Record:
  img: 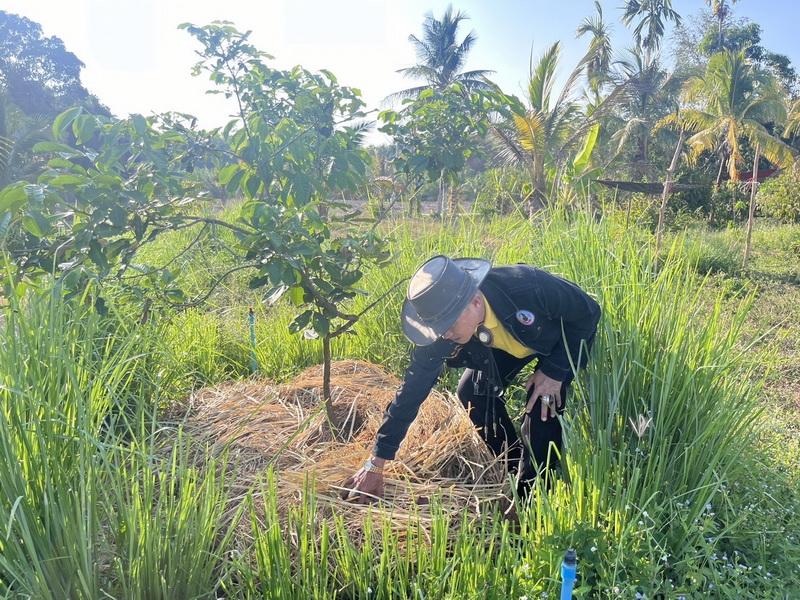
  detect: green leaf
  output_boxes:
[22,211,51,237]
[288,285,305,306]
[248,275,271,289]
[0,183,29,213]
[225,168,245,195]
[573,123,601,174]
[48,174,85,187]
[131,114,148,137]
[33,141,80,156]
[311,313,330,337]
[52,107,83,140]
[73,114,98,145]
[165,288,186,303]
[108,204,128,228]
[218,163,241,185]
[288,310,313,334]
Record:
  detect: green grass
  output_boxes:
[0,212,798,598]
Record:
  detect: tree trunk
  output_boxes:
[709,154,726,223]
[742,143,760,269]
[437,173,447,220]
[529,159,546,220]
[447,181,458,221]
[322,334,336,431]
[655,129,685,269]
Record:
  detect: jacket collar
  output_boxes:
[480,274,519,326]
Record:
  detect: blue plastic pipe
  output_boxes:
[560,548,577,600]
[248,306,258,374]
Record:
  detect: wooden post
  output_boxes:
[742,142,760,269]
[655,128,685,268]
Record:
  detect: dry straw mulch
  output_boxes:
[177,360,514,546]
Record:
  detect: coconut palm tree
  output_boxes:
[577,1,613,95]
[665,50,795,266]
[491,42,601,215]
[784,99,800,138]
[610,48,679,181]
[621,0,682,56]
[388,5,494,103]
[705,0,738,48]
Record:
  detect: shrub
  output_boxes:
[757,168,800,223]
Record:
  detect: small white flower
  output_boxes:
[519,596,528,600]
[661,554,669,562]
[590,546,597,552]
[642,511,649,518]
[540,593,549,599]
[629,414,653,438]
[367,587,373,595]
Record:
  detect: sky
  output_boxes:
[3,0,799,144]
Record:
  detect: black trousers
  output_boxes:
[456,349,573,495]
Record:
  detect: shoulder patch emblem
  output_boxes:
[516,310,535,326]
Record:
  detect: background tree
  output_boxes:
[699,20,798,95]
[611,49,679,181]
[704,0,738,48]
[671,50,795,264]
[621,0,682,57]
[0,22,391,431]
[379,84,492,219]
[389,4,494,102]
[0,11,107,117]
[577,1,614,96]
[491,42,605,215]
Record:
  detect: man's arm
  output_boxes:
[531,270,601,382]
[371,338,451,460]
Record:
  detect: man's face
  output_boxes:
[442,293,483,344]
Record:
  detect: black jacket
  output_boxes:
[372,264,601,460]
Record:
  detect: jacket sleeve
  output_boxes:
[533,270,601,382]
[371,339,451,460]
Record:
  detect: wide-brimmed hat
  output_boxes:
[401,255,492,346]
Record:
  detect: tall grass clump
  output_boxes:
[0,282,236,598]
[99,438,236,599]
[0,286,160,598]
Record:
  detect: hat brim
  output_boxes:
[401,258,491,346]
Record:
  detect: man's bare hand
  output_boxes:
[525,370,563,421]
[340,468,385,504]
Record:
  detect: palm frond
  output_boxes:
[528,42,560,112]
[381,86,431,107]
[744,120,796,169]
[784,99,800,137]
[489,123,527,166]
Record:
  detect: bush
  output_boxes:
[757,168,800,223]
